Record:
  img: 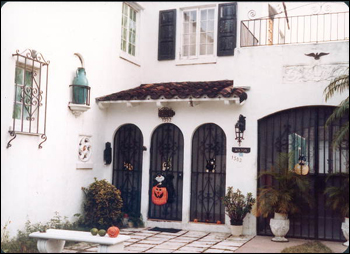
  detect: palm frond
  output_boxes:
[324,67,349,102]
[325,97,349,126]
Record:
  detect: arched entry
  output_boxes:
[112,124,144,218]
[148,123,184,221]
[190,123,227,223]
[258,106,349,240]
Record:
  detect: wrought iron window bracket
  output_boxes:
[7,49,50,149]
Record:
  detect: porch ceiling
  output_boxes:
[95,80,248,108]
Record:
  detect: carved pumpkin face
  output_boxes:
[152,185,168,206]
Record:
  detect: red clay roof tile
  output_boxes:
[96,80,247,103]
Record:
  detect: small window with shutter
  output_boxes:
[158,3,237,63]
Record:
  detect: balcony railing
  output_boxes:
[241,12,349,47]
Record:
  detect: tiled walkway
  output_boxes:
[62,228,255,253]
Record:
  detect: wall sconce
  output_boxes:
[104,142,112,165]
[68,53,91,117]
[235,114,246,146]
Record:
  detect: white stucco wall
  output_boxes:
[1,2,143,237]
[1,1,349,237]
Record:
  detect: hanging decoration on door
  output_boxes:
[152,174,168,206]
[294,155,310,175]
[151,172,177,206]
[206,158,216,173]
[123,161,134,171]
[162,158,172,171]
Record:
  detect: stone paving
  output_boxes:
[62,227,255,253]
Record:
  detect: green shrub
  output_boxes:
[1,212,84,253]
[222,187,255,225]
[81,178,123,229]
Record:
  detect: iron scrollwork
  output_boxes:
[8,49,49,149]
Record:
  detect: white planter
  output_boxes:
[342,217,349,247]
[230,225,243,236]
[270,213,290,242]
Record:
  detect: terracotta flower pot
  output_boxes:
[342,217,349,247]
[270,213,290,242]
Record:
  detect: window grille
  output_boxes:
[7,49,50,149]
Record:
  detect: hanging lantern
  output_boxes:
[235,115,246,146]
[152,185,168,206]
[294,155,310,175]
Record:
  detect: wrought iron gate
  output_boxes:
[258,106,349,241]
[113,124,144,218]
[190,123,227,223]
[148,124,184,221]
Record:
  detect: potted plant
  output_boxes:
[324,172,349,246]
[222,187,255,236]
[255,153,312,242]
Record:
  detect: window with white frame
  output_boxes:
[181,6,216,59]
[121,3,137,57]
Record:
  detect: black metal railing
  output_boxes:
[70,84,91,106]
[241,12,349,47]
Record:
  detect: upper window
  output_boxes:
[13,64,35,121]
[181,6,216,59]
[121,3,137,57]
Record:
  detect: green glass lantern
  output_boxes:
[72,67,89,104]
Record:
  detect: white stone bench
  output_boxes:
[29,229,130,253]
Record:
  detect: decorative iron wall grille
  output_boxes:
[258,106,349,241]
[190,123,227,224]
[8,49,50,149]
[113,124,144,217]
[148,123,184,221]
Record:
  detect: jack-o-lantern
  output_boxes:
[107,226,120,238]
[152,185,168,206]
[294,155,310,175]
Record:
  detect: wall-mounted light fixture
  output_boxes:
[68,53,91,117]
[104,142,112,165]
[235,114,246,146]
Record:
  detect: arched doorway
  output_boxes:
[258,106,349,240]
[113,124,144,218]
[148,123,184,221]
[190,123,227,224]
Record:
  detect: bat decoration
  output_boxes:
[304,52,329,60]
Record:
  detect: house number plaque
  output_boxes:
[232,147,251,153]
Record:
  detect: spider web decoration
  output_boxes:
[158,107,175,123]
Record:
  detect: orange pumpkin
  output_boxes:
[152,185,168,206]
[216,221,221,224]
[193,219,198,223]
[107,226,120,238]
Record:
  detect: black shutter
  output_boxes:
[158,9,176,61]
[217,3,237,56]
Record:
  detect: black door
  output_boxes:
[258,106,349,241]
[113,124,144,218]
[148,123,184,221]
[190,123,227,223]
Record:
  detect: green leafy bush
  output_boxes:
[222,187,255,225]
[81,178,123,229]
[1,212,84,253]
